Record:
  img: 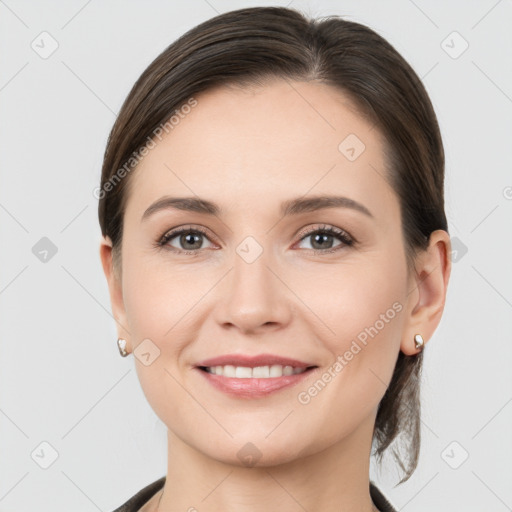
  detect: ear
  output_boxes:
[99,235,131,350]
[400,229,452,355]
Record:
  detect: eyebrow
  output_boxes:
[141,194,373,222]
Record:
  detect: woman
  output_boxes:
[98,6,451,511]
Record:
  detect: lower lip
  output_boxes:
[195,367,316,398]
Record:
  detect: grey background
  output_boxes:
[1,0,511,510]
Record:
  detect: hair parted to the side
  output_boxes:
[98,6,447,484]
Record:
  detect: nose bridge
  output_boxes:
[216,233,291,332]
[234,239,272,295]
[232,235,278,304]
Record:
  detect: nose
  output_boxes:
[214,243,293,335]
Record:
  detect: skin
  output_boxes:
[100,79,451,512]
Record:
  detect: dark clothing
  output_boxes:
[112,475,397,511]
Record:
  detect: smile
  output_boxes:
[196,365,318,398]
[200,364,310,378]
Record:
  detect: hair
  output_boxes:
[98,6,448,484]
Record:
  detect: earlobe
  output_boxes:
[99,236,131,348]
[400,230,452,356]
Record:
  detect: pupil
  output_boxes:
[313,233,332,249]
[182,233,201,249]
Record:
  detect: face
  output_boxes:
[105,79,418,466]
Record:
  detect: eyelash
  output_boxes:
[156,224,355,256]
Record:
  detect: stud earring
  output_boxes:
[413,334,424,351]
[117,338,129,357]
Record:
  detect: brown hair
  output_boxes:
[98,6,448,484]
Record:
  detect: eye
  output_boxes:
[157,225,216,254]
[156,223,355,256]
[295,225,354,253]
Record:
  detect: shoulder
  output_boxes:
[110,476,166,512]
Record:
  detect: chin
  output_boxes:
[200,436,306,469]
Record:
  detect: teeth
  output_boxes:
[235,366,252,378]
[205,364,307,378]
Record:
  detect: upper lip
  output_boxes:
[196,353,317,369]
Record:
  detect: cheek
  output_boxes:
[122,246,206,339]
[121,253,202,423]
[315,250,407,378]
[309,255,404,331]
[295,265,406,439]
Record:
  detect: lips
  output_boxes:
[195,353,316,369]
[194,353,319,398]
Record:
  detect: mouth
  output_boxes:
[194,354,319,398]
[197,364,317,378]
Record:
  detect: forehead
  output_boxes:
[126,79,396,221]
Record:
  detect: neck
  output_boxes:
[155,412,380,512]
